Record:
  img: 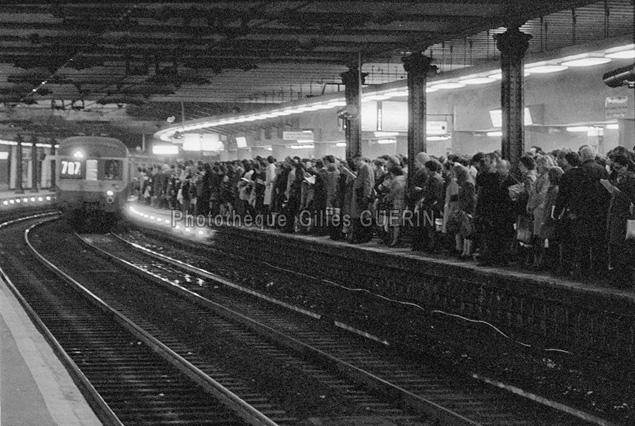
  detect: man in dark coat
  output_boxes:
[553,151,584,275]
[555,146,610,278]
[579,147,610,276]
[311,160,329,235]
[475,155,518,266]
[350,155,375,244]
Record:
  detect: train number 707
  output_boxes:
[61,160,81,176]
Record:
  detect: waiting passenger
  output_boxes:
[604,154,635,287]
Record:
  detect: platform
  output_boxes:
[0,276,102,425]
[0,190,57,211]
[125,203,635,365]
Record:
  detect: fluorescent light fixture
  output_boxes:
[606,123,619,130]
[486,131,503,137]
[526,64,568,74]
[566,126,589,132]
[490,108,532,127]
[606,50,635,59]
[489,72,502,80]
[290,144,314,149]
[386,90,408,98]
[561,57,611,67]
[312,103,336,110]
[460,77,496,85]
[152,145,179,155]
[427,136,450,141]
[426,86,439,93]
[363,93,389,101]
[430,82,466,90]
[377,139,396,144]
[605,44,635,59]
[335,142,346,147]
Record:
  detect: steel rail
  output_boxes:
[25,220,280,426]
[0,213,123,426]
[78,232,487,426]
[109,223,619,426]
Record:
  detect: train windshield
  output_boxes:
[103,159,122,180]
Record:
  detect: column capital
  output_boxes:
[494,27,532,58]
[340,67,367,86]
[402,52,435,76]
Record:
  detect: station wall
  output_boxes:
[285,59,634,159]
[432,60,632,156]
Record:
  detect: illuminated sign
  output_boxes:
[489,108,532,127]
[236,137,248,148]
[60,160,82,178]
[283,130,314,141]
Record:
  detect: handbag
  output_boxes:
[516,216,533,244]
[459,213,475,238]
[446,210,463,234]
[626,217,635,240]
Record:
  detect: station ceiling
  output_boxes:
[0,0,631,141]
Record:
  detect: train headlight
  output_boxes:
[73,150,84,159]
[106,190,114,196]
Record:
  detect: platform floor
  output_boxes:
[125,202,635,303]
[0,190,56,210]
[0,277,102,425]
[0,189,55,199]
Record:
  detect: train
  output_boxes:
[55,136,138,230]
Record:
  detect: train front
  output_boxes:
[56,137,130,226]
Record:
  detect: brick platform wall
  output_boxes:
[214,226,635,364]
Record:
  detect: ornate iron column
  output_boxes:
[402,52,435,187]
[30,137,39,192]
[495,27,532,168]
[15,135,24,194]
[340,66,366,159]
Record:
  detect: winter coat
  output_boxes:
[350,163,375,219]
[527,171,550,236]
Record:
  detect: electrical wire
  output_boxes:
[256,255,572,355]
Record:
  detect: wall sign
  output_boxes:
[605,96,628,119]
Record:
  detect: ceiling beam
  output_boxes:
[0,21,449,38]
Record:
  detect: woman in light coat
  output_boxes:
[263,156,277,210]
[526,154,555,269]
[382,165,407,247]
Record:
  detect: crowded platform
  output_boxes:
[134,143,635,289]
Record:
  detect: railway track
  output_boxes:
[0,214,284,426]
[28,218,430,426]
[67,226,609,425]
[119,218,632,425]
